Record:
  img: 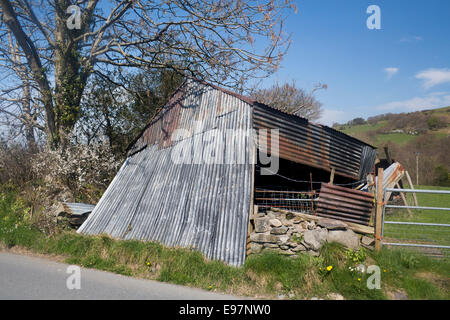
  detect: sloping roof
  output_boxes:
[127,78,375,180]
[78,80,254,266]
[253,103,376,180]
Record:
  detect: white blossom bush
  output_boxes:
[32,144,122,203]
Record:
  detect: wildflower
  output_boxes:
[357,278,361,282]
[383,269,387,273]
[208,285,213,290]
[326,265,333,272]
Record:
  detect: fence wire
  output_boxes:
[254,189,317,214]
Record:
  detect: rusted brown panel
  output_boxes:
[316,183,374,226]
[216,91,223,115]
[259,134,357,180]
[322,182,374,198]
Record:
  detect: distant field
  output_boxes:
[338,106,449,149]
[375,133,417,145]
[339,120,388,135]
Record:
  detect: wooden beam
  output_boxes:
[404,170,419,206]
[396,182,412,217]
[375,168,384,251]
[329,167,335,185]
[270,207,374,235]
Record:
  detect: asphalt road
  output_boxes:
[0,252,241,300]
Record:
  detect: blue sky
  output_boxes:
[261,0,450,125]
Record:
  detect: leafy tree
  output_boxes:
[76,68,183,156]
[427,116,446,130]
[348,117,366,126]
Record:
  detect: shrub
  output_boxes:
[31,144,121,203]
[427,116,447,130]
[434,165,450,186]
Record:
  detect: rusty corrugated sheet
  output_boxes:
[253,103,376,180]
[78,80,254,266]
[316,183,374,225]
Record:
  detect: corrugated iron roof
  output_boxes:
[253,103,377,180]
[79,80,254,266]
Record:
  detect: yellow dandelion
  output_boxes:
[383,269,386,272]
[326,265,333,272]
[357,278,361,281]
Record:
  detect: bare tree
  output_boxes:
[0,31,44,151]
[0,0,294,148]
[251,81,326,121]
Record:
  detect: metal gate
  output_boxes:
[381,188,450,259]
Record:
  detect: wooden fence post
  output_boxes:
[375,168,384,251]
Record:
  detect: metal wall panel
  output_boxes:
[78,80,254,266]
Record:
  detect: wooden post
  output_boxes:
[329,167,335,185]
[375,168,384,251]
[405,170,419,206]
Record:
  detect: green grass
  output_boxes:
[340,121,388,135]
[375,133,417,145]
[0,187,449,300]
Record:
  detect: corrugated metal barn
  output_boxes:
[78,79,376,266]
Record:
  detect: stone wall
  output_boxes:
[249,209,375,257]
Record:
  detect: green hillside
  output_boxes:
[333,106,450,186]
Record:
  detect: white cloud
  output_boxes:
[384,67,399,79]
[399,36,423,43]
[374,92,450,112]
[415,68,450,89]
[318,109,349,126]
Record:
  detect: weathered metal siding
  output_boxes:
[316,183,374,225]
[253,103,376,180]
[78,81,254,266]
[61,203,96,216]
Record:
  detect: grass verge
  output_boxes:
[1,187,448,299]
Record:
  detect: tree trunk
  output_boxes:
[21,80,37,153]
[53,0,90,149]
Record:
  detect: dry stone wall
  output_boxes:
[249,209,375,257]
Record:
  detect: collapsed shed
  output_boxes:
[78,79,377,266]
